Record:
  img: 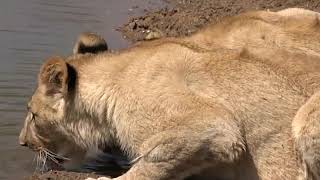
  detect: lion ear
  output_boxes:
[73,32,108,55]
[39,57,69,96]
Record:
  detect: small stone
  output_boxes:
[144,31,163,40]
[129,22,137,30]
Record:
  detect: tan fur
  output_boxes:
[19,8,320,180]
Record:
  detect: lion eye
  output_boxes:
[30,112,37,121]
[31,112,35,120]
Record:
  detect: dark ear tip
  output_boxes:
[73,32,108,54]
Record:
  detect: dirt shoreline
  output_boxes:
[28,0,320,179]
[120,0,320,42]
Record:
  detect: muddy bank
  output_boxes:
[29,0,320,179]
[120,0,320,42]
[26,171,102,180]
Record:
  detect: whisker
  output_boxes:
[34,150,49,172]
[46,154,60,165]
[32,153,38,171]
[39,151,45,172]
[35,153,39,172]
[42,148,70,160]
[33,147,72,171]
[41,149,63,167]
[36,151,43,172]
[32,153,37,164]
[41,151,48,172]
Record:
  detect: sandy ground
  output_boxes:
[26,171,101,180]
[120,0,320,42]
[28,0,320,179]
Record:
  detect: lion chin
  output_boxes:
[19,8,320,180]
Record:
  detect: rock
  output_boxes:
[144,30,163,40]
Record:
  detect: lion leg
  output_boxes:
[88,117,245,180]
[277,8,320,17]
[293,91,320,180]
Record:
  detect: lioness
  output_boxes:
[19,8,320,180]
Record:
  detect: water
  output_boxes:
[0,0,166,179]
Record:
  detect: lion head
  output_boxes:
[18,33,116,171]
[19,56,88,170]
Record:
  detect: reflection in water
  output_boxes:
[0,0,165,179]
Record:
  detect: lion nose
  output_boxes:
[19,129,28,147]
[19,135,28,147]
[19,140,27,147]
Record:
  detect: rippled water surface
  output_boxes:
[0,1,165,179]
